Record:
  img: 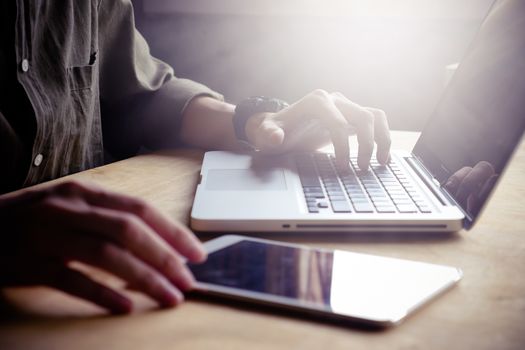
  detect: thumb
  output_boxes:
[258,120,285,149]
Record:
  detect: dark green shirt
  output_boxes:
[0,0,222,194]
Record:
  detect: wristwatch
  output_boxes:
[233,96,289,149]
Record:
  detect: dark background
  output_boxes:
[132,0,493,131]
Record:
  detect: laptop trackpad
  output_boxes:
[206,169,287,191]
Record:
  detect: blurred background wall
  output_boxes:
[132,0,494,131]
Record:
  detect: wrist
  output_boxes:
[232,97,289,149]
[180,96,237,150]
[244,112,272,148]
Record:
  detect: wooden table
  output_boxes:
[1,131,524,350]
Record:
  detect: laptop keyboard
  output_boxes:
[295,153,433,214]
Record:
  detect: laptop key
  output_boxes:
[299,174,322,188]
[367,190,387,196]
[388,191,407,197]
[306,201,317,208]
[328,195,346,201]
[345,187,363,194]
[308,206,320,213]
[385,185,403,191]
[350,197,369,204]
[371,200,391,206]
[304,191,325,198]
[303,186,323,193]
[325,188,342,193]
[393,198,413,205]
[354,203,375,213]
[396,204,419,213]
[417,205,432,213]
[331,200,352,213]
[375,206,397,213]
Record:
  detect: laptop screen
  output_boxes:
[413,0,525,227]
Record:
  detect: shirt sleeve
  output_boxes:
[97,0,223,158]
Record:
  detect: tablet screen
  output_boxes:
[189,239,461,322]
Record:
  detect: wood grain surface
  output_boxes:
[1,131,524,350]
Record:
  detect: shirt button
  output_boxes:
[33,153,44,167]
[21,59,29,72]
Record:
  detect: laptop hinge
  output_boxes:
[405,156,471,227]
[405,157,451,206]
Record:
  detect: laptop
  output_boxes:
[191,0,525,233]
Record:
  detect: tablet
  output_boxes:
[188,235,462,327]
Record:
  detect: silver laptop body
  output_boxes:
[191,0,525,233]
[191,150,464,232]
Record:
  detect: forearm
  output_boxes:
[179,96,240,150]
